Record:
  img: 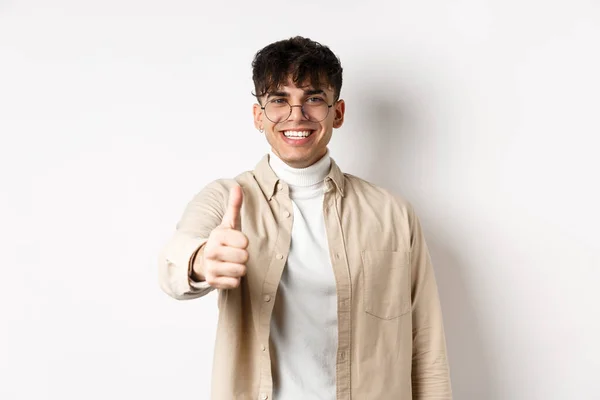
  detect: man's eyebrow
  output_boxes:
[304,89,326,96]
[266,89,327,100]
[266,91,289,99]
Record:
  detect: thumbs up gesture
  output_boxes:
[198,185,249,289]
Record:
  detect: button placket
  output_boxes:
[324,189,352,396]
[258,189,293,397]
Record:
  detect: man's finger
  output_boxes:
[210,245,249,264]
[220,185,243,230]
[209,276,241,290]
[214,261,247,278]
[221,229,249,249]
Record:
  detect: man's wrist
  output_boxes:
[190,244,207,282]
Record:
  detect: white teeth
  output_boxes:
[283,130,312,138]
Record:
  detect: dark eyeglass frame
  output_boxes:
[260,98,336,123]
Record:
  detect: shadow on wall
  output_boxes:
[355,86,497,400]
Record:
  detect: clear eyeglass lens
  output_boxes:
[264,99,329,123]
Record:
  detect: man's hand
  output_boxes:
[192,185,249,289]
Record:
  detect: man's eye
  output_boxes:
[306,97,325,104]
[271,99,287,104]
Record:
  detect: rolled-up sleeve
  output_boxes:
[408,204,453,399]
[158,179,232,300]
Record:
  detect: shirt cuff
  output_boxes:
[160,232,215,299]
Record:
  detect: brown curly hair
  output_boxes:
[252,36,343,103]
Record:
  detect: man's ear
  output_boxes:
[333,99,345,129]
[253,103,264,131]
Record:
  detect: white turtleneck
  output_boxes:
[268,150,338,400]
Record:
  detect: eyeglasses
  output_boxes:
[261,97,334,123]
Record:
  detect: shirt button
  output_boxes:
[284,211,291,218]
[335,253,341,260]
[260,394,268,400]
[264,295,271,302]
[276,254,284,260]
[261,344,266,351]
[278,185,283,191]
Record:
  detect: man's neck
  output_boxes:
[268,150,331,188]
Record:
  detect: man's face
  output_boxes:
[253,79,345,168]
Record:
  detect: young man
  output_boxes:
[159,36,452,400]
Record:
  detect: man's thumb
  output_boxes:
[221,185,243,229]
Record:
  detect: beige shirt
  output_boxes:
[158,154,453,400]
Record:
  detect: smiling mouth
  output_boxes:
[281,130,315,140]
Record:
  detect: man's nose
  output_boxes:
[288,104,308,121]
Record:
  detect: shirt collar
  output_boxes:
[253,152,346,200]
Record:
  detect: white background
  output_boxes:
[1,1,599,399]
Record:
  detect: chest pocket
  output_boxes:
[361,250,411,320]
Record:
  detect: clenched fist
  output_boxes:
[192,185,249,289]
